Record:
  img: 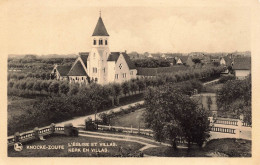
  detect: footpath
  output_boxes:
[78,130,170,156]
[56,100,144,127]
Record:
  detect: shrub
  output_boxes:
[219,75,236,83]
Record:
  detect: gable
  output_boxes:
[107,52,136,70]
[79,52,89,68]
[56,66,71,76]
[67,61,88,76]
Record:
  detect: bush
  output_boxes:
[98,113,109,125]
[219,75,236,83]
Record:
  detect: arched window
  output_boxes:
[105,40,108,45]
[99,39,103,45]
[93,39,96,45]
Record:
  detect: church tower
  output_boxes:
[87,12,110,85]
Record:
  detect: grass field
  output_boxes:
[8,96,37,119]
[142,138,251,157]
[110,109,146,129]
[8,135,144,157]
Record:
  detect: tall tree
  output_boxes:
[144,85,210,149]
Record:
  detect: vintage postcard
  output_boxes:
[1,0,260,164]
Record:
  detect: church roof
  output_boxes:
[107,52,136,69]
[107,52,120,61]
[67,61,88,76]
[92,17,109,36]
[56,65,71,76]
[79,52,89,68]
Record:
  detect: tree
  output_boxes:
[217,77,251,122]
[48,81,60,95]
[136,79,145,92]
[144,85,210,149]
[121,81,130,96]
[112,83,122,105]
[26,81,34,93]
[33,81,42,93]
[68,84,79,95]
[103,84,115,106]
[59,82,70,95]
[130,81,138,94]
[40,81,50,93]
[206,96,212,111]
[86,83,104,122]
[192,58,201,64]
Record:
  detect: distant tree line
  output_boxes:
[133,59,171,68]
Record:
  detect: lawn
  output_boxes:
[8,96,38,119]
[142,138,251,157]
[8,135,144,157]
[110,108,146,129]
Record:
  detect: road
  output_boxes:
[56,100,144,127]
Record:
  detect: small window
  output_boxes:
[99,39,103,45]
[82,77,83,80]
[93,39,96,45]
[95,78,98,82]
[115,74,118,79]
[103,68,105,73]
[119,63,122,69]
[122,73,126,78]
[105,40,108,45]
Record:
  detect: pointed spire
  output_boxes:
[92,13,109,36]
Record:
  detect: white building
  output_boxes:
[53,14,137,85]
[232,57,251,79]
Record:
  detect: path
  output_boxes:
[56,100,144,127]
[57,78,219,127]
[78,130,170,156]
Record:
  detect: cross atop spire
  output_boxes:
[92,13,109,36]
[99,10,101,17]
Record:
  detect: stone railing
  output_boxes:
[214,119,238,126]
[97,125,154,137]
[210,126,236,134]
[7,123,65,147]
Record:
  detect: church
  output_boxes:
[51,14,137,85]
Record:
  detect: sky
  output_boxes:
[0,0,252,55]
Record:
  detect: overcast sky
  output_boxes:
[1,0,252,55]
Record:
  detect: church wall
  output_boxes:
[107,61,115,83]
[114,53,132,83]
[69,76,88,84]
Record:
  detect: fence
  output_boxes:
[7,124,65,147]
[97,125,154,137]
[214,119,238,126]
[242,122,251,127]
[210,126,235,134]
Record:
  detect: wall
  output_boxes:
[114,54,132,84]
[69,76,88,84]
[235,70,250,79]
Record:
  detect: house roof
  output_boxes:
[107,52,120,61]
[122,52,136,69]
[92,17,109,36]
[56,66,71,76]
[222,56,232,65]
[107,52,136,69]
[178,56,189,63]
[233,57,251,70]
[79,52,89,68]
[67,61,88,76]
